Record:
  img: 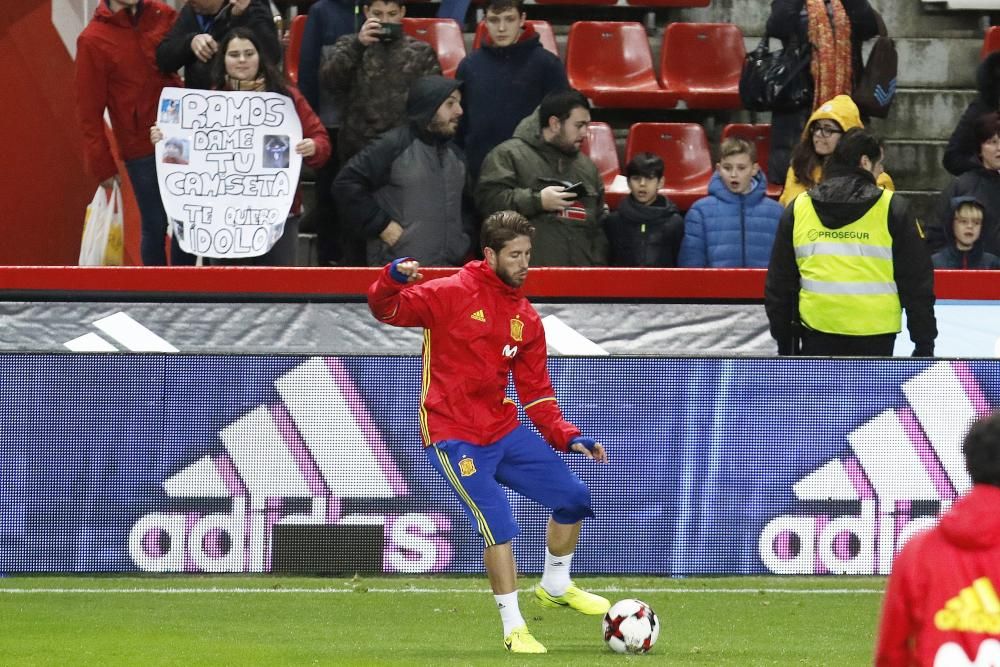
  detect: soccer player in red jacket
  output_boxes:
[368,210,610,653]
[875,411,1000,666]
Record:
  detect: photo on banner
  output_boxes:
[154,87,303,259]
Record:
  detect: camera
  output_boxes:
[376,21,402,42]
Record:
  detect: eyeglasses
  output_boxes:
[811,125,844,138]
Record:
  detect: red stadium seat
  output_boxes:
[982,26,1000,60]
[401,18,467,78]
[472,20,559,58]
[565,22,676,109]
[284,14,308,85]
[626,0,710,6]
[580,122,628,208]
[625,123,713,210]
[721,123,784,199]
[659,22,745,110]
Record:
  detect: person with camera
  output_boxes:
[321,0,441,165]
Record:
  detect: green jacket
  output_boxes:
[474,111,608,266]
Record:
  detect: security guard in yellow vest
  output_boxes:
[765,129,936,356]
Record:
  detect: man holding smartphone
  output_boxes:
[322,0,441,164]
[475,89,608,266]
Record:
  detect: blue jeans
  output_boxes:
[124,155,196,266]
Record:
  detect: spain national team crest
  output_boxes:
[510,316,524,342]
[458,456,477,477]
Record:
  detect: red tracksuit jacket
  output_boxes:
[367,260,580,450]
[875,484,1000,666]
[75,1,183,182]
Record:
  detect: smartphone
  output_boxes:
[538,177,587,199]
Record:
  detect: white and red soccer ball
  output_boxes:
[603,598,660,654]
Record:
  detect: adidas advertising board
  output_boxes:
[0,356,995,575]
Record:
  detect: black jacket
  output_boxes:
[604,195,684,267]
[943,52,1000,176]
[333,76,471,266]
[765,167,937,354]
[155,0,281,91]
[930,167,1000,255]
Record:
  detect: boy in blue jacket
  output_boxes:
[679,138,783,267]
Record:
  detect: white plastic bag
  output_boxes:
[79,182,124,266]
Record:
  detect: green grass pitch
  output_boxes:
[0,576,885,665]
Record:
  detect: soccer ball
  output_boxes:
[603,598,660,654]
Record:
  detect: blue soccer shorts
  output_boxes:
[426,425,594,547]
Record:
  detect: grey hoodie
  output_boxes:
[333,75,470,267]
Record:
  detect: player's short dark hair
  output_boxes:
[624,152,664,180]
[362,0,404,6]
[481,210,535,254]
[485,0,525,14]
[827,127,884,172]
[538,89,589,128]
[963,412,1000,487]
[974,111,1000,145]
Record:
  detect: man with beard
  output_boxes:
[334,75,471,266]
[475,89,607,266]
[367,210,610,653]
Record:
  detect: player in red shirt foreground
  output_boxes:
[368,210,610,653]
[875,411,1000,665]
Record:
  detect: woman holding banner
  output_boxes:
[152,27,331,265]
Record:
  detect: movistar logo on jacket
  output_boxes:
[793,190,901,336]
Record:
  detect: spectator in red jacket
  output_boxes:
[875,411,1000,666]
[75,0,196,265]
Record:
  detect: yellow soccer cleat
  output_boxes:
[534,583,611,615]
[503,625,547,653]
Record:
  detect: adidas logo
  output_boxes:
[64,312,178,352]
[471,309,486,323]
[935,577,1000,634]
[760,361,987,575]
[128,357,451,574]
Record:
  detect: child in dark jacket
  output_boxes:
[604,152,684,266]
[679,137,783,268]
[932,197,1000,269]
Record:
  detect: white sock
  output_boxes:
[495,591,525,636]
[540,549,573,597]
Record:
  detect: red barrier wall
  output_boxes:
[0,267,995,301]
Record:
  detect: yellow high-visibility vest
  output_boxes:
[792,189,901,336]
